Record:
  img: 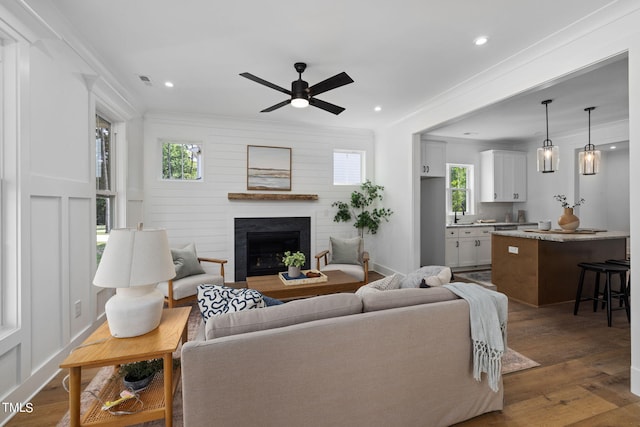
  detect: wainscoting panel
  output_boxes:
[68,197,93,339]
[30,196,63,370]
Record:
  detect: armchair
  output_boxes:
[156,243,227,308]
[315,236,369,284]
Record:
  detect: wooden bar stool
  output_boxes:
[573,262,630,327]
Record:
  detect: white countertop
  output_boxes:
[491,229,629,242]
[446,222,537,228]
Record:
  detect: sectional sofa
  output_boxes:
[181,284,504,426]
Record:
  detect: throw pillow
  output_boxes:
[329,236,362,265]
[171,243,205,280]
[400,265,452,288]
[355,273,401,296]
[423,275,443,287]
[197,284,266,322]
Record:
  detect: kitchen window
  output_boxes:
[446,163,474,215]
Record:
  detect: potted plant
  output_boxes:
[282,250,305,278]
[332,180,393,239]
[118,359,164,392]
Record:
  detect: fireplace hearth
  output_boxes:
[235,217,311,281]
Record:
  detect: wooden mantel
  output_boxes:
[227,193,318,201]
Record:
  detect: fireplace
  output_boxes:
[235,217,311,281]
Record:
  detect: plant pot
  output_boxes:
[287,266,301,278]
[558,207,580,232]
[123,373,154,392]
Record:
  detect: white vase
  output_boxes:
[288,266,301,278]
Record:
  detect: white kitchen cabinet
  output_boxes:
[445,226,492,268]
[480,150,527,202]
[420,141,446,177]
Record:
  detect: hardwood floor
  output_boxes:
[7,274,639,426]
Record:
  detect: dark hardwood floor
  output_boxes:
[7,272,639,426]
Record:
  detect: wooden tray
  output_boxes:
[278,270,328,286]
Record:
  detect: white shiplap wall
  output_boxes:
[143,114,375,281]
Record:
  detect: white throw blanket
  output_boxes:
[443,282,508,392]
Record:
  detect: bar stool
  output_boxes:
[606,258,630,297]
[573,262,630,327]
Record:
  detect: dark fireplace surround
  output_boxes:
[234,217,311,281]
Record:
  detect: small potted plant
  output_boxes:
[118,359,164,392]
[282,250,305,278]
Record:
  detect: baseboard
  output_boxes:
[631,365,640,397]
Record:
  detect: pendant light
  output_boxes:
[579,107,600,175]
[537,99,559,173]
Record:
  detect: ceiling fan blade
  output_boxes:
[309,97,345,115]
[261,99,291,112]
[240,72,291,95]
[308,72,354,97]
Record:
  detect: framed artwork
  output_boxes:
[247,145,292,191]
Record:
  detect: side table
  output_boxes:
[60,306,191,427]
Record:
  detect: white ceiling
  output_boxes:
[32,0,628,137]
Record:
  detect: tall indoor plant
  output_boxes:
[332,180,393,238]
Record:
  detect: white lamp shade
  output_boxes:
[93,228,175,288]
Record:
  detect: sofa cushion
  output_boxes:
[329,236,362,265]
[361,287,458,312]
[171,243,205,280]
[197,284,265,322]
[205,293,363,340]
[400,265,452,288]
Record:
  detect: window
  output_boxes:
[333,150,364,185]
[161,141,202,180]
[96,114,114,263]
[446,163,474,214]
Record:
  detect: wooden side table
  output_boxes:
[60,306,191,427]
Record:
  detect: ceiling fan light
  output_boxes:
[291,97,309,108]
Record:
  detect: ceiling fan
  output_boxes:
[240,62,354,115]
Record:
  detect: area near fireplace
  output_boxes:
[234,217,311,281]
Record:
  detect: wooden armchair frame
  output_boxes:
[165,257,227,308]
[315,250,369,284]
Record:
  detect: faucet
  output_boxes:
[454,209,465,224]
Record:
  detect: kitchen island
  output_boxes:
[491,229,628,306]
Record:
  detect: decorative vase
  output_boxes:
[288,266,301,278]
[558,207,580,232]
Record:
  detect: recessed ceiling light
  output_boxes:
[474,36,488,46]
[164,81,174,88]
[610,146,617,149]
[374,106,382,112]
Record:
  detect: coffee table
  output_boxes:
[60,307,191,427]
[246,270,363,299]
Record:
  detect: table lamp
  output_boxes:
[93,225,176,338]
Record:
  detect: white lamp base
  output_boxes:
[105,284,164,338]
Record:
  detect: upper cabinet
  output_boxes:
[480,150,527,202]
[420,141,446,177]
